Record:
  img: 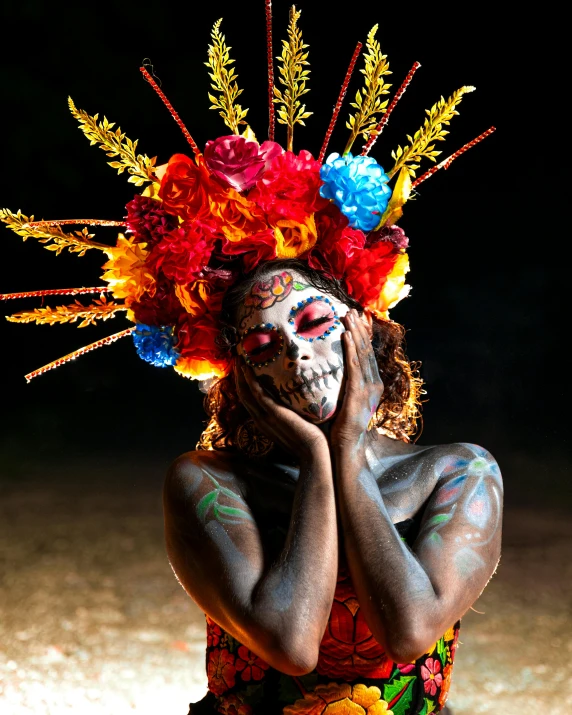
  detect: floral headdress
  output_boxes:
[0,4,494,384]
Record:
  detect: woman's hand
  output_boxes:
[235,361,329,463]
[330,308,384,450]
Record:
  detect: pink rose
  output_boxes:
[204,135,283,192]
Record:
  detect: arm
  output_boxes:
[332,310,503,663]
[164,367,337,675]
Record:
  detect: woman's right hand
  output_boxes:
[235,361,329,463]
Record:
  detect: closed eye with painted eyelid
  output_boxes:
[241,327,284,366]
[291,300,340,341]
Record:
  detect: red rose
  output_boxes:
[343,241,400,307]
[204,134,283,192]
[249,149,328,223]
[148,221,216,284]
[159,153,213,221]
[308,204,366,279]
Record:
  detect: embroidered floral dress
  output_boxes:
[190,520,460,715]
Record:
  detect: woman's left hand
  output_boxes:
[330,308,384,450]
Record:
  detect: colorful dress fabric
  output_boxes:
[190,520,460,715]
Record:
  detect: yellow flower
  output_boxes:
[274,215,317,259]
[284,682,393,715]
[101,234,155,303]
[443,626,456,642]
[367,252,410,319]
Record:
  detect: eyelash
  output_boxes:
[299,315,332,330]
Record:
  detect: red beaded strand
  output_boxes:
[265,0,276,141]
[412,126,496,188]
[140,67,202,158]
[319,42,363,164]
[361,61,421,156]
[25,220,125,228]
[24,327,135,383]
[0,287,110,301]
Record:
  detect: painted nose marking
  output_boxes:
[286,341,300,361]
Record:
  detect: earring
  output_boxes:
[236,419,273,457]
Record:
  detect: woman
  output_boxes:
[0,7,500,712]
[163,260,503,715]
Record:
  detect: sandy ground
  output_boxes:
[0,451,570,714]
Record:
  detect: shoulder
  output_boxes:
[164,449,247,511]
[429,442,503,490]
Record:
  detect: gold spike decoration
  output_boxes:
[273,5,312,152]
[0,210,111,257]
[206,19,249,134]
[6,295,126,328]
[68,97,157,187]
[388,86,475,179]
[344,25,392,156]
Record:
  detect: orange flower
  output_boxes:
[439,664,453,707]
[274,216,318,259]
[209,184,267,242]
[206,647,236,696]
[175,280,225,317]
[284,683,393,715]
[217,693,253,715]
[159,153,213,221]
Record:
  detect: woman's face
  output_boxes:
[236,269,350,423]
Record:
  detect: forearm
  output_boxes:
[251,443,337,666]
[335,450,439,661]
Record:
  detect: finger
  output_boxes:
[344,311,369,385]
[353,310,380,384]
[341,320,364,391]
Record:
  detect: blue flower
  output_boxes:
[319,152,392,232]
[132,323,180,368]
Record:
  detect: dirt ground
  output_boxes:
[1,450,570,714]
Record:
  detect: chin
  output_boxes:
[292,391,340,423]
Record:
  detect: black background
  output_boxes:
[0,1,566,504]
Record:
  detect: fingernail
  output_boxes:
[346,330,353,342]
[349,311,355,324]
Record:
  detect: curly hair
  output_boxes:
[197,259,423,452]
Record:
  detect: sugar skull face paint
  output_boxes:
[237,270,350,423]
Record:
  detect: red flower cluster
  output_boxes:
[344,239,401,307]
[250,150,328,224]
[148,221,216,285]
[308,205,366,279]
[117,133,409,380]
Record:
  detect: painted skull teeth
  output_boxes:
[287,295,341,342]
